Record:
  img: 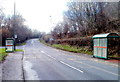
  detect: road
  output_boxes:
[22,39,119,80]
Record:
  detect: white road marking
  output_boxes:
[60,61,84,73]
[40,50,83,73]
[23,61,40,80]
[47,55,56,60]
[41,51,45,53]
[41,50,56,60]
[75,61,119,76]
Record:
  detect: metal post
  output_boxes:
[14,1,16,50]
[14,38,16,50]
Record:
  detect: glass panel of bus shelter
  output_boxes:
[6,40,13,45]
[102,38,107,58]
[101,39,104,57]
[97,39,100,57]
[6,40,14,52]
[6,46,14,52]
[99,39,102,57]
[94,39,97,56]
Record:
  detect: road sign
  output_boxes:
[14,34,17,39]
[5,38,14,52]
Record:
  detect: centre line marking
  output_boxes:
[47,55,56,60]
[41,51,45,53]
[41,51,56,60]
[60,61,83,73]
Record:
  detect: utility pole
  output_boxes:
[118,1,120,36]
[14,1,15,21]
[13,1,16,50]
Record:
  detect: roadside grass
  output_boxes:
[39,40,93,55]
[39,40,51,46]
[51,44,119,59]
[0,48,23,61]
[15,49,23,52]
[108,55,120,59]
[52,44,93,55]
[16,42,26,46]
[39,40,120,59]
[0,48,8,61]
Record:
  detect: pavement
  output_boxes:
[0,39,120,80]
[0,46,5,49]
[0,63,2,82]
[2,52,24,80]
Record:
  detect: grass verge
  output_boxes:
[15,49,23,52]
[0,48,8,61]
[40,40,120,59]
[52,44,93,55]
[16,42,26,46]
[39,40,51,46]
[39,40,93,55]
[0,48,23,61]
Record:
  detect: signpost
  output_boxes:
[14,34,17,50]
[5,38,14,52]
[14,34,17,39]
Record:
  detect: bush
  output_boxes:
[54,36,120,58]
[54,36,93,48]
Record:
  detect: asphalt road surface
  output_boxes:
[22,39,119,80]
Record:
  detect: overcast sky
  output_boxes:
[0,0,119,33]
[0,0,68,33]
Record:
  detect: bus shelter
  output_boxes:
[92,33,120,59]
[5,38,15,52]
